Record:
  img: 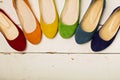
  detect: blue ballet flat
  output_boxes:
[75,0,106,44]
[91,6,120,52]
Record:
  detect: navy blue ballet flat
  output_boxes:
[75,0,106,44]
[91,6,120,52]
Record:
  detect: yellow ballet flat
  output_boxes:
[39,0,58,39]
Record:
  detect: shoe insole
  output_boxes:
[61,0,79,25]
[81,0,103,32]
[15,0,36,33]
[0,0,2,2]
[40,0,55,24]
[0,12,18,40]
[99,8,120,41]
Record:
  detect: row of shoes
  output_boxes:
[0,0,120,52]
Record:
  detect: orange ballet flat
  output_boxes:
[13,0,42,44]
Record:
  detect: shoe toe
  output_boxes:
[7,26,26,51]
[59,22,77,38]
[75,25,96,44]
[91,31,115,52]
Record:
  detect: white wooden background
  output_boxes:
[0,53,120,80]
[0,0,120,80]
